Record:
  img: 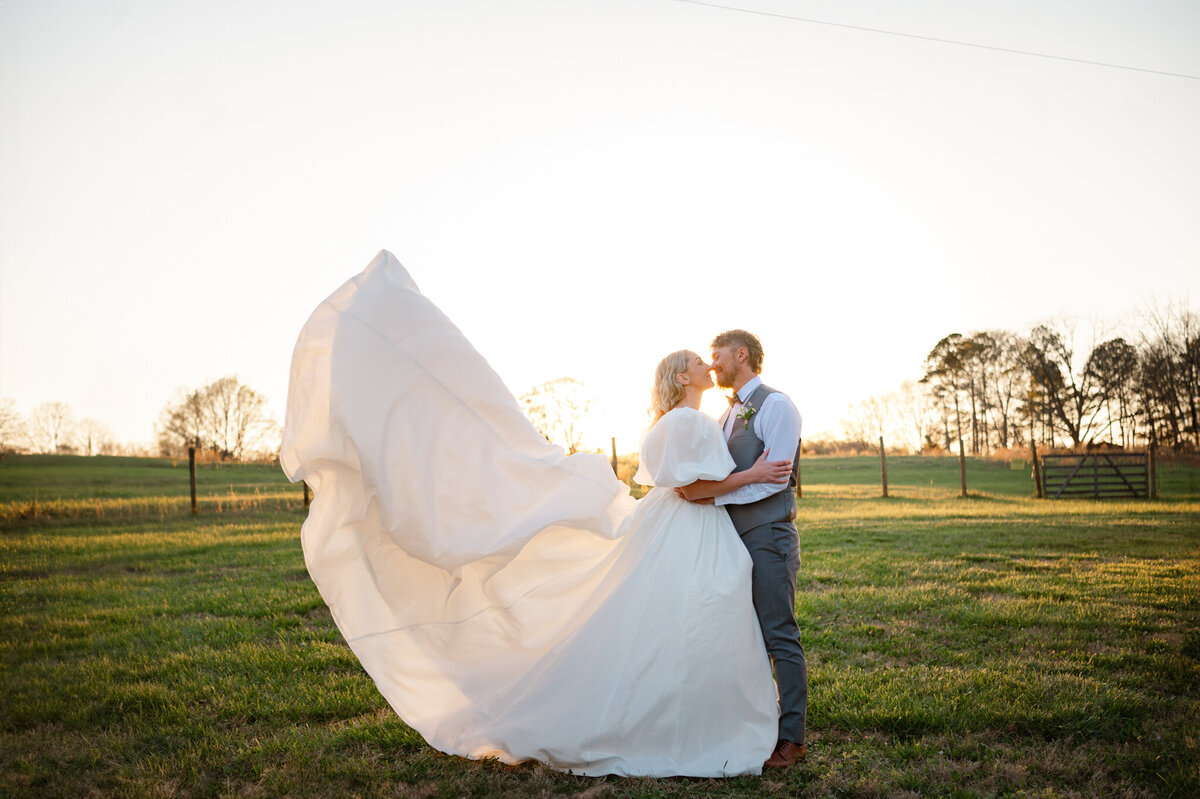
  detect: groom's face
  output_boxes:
[711,346,739,389]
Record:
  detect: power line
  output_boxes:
[674,0,1200,81]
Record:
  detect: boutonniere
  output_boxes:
[735,402,757,430]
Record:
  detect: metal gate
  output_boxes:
[1040,452,1150,499]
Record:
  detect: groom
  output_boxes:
[684,329,807,769]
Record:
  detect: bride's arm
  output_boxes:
[675,450,791,502]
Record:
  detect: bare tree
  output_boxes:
[1019,323,1110,449]
[1187,328,1200,448]
[1137,301,1199,451]
[860,393,895,444]
[894,380,934,452]
[158,387,206,455]
[0,398,24,453]
[925,382,954,450]
[838,383,933,453]
[77,418,117,456]
[27,401,75,453]
[157,376,276,460]
[838,403,873,446]
[203,376,274,459]
[519,377,593,454]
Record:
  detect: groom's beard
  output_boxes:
[714,371,735,389]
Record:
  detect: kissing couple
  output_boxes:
[281,251,808,777]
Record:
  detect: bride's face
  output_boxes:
[679,352,714,392]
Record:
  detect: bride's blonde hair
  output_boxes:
[649,350,694,423]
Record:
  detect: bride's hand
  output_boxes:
[746,449,792,484]
[674,486,714,504]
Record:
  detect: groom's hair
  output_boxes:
[711,330,763,374]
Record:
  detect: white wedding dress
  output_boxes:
[280,251,777,777]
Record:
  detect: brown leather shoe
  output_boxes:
[764,739,806,769]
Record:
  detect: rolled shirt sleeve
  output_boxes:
[715,391,802,507]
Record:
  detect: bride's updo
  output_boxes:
[650,350,693,423]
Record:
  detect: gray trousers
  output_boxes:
[740,520,807,744]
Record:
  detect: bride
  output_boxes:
[280,251,793,777]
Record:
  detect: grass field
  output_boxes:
[1,453,1197,798]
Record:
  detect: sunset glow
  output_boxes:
[1,1,1197,454]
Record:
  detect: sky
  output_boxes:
[2,0,1198,453]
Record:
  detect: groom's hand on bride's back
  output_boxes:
[751,449,793,484]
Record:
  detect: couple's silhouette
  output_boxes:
[281,251,807,776]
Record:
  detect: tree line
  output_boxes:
[0,399,121,456]
[843,304,1199,454]
[0,376,279,461]
[6,308,1195,462]
[3,372,567,461]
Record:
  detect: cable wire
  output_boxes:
[674,0,1200,81]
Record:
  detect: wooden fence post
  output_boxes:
[303,482,311,508]
[611,437,618,478]
[958,438,968,497]
[1031,440,1043,498]
[796,438,802,499]
[1148,442,1158,499]
[188,446,198,515]
[879,436,888,498]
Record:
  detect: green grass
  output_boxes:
[0,454,294,502]
[0,455,302,523]
[1,454,1197,798]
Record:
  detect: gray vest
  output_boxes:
[724,383,800,535]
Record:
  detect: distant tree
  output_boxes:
[1188,329,1200,448]
[0,398,23,452]
[1085,337,1138,447]
[158,387,206,456]
[1019,323,1112,449]
[980,331,1024,450]
[840,382,934,454]
[1136,302,1199,451]
[925,382,954,451]
[922,334,967,450]
[1137,340,1175,447]
[1018,340,1064,448]
[27,401,75,453]
[894,380,934,452]
[77,418,117,456]
[841,393,893,447]
[962,332,998,453]
[519,377,592,454]
[157,376,276,460]
[203,376,274,459]
[839,403,870,446]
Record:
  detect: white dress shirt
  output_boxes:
[716,375,803,507]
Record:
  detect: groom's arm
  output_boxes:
[675,415,795,501]
[714,393,801,507]
[674,460,780,502]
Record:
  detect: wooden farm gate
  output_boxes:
[1040,452,1150,499]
